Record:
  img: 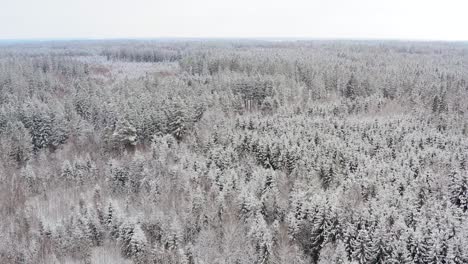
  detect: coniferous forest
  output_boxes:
[0,40,467,264]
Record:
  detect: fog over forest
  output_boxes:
[0,40,467,263]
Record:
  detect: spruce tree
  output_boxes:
[351,228,377,264]
[345,74,358,100]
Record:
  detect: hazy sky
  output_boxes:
[1,0,467,40]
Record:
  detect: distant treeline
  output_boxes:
[101,47,182,62]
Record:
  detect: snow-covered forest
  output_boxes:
[0,40,467,263]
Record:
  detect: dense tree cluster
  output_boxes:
[0,40,467,263]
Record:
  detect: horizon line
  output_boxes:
[1,36,468,44]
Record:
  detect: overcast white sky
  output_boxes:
[0,0,467,40]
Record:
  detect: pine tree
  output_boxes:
[129,224,148,262]
[345,74,358,100]
[238,188,259,220]
[319,166,333,190]
[30,110,53,151]
[388,239,412,264]
[439,93,448,113]
[21,164,39,194]
[372,225,391,263]
[112,119,137,151]
[118,220,135,257]
[166,98,188,141]
[462,123,468,136]
[309,208,327,262]
[257,143,271,168]
[351,228,377,264]
[249,213,273,263]
[432,95,440,114]
[86,217,104,246]
[163,218,183,250]
[285,148,298,174]
[449,171,468,211]
[191,103,206,123]
[447,236,468,264]
[70,216,92,262]
[106,202,121,239]
[269,144,282,170]
[410,231,434,264]
[3,121,33,165]
[61,160,74,182]
[92,185,102,210]
[106,202,115,228]
[318,241,350,264]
